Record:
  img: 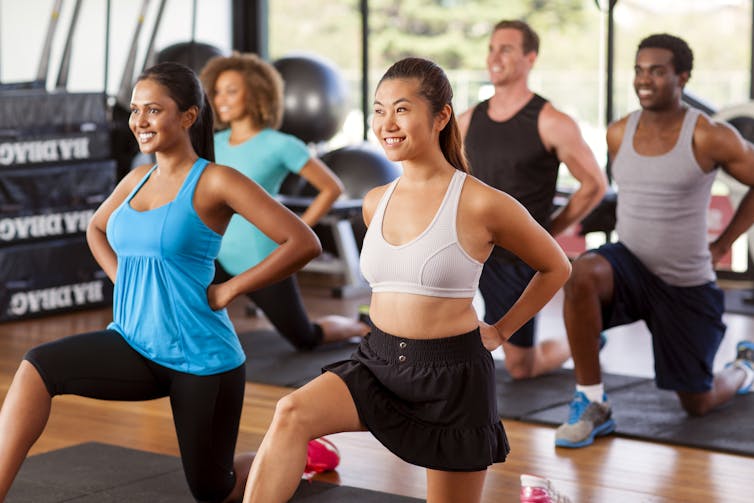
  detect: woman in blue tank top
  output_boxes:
[241,58,572,503]
[199,53,368,350]
[0,62,321,503]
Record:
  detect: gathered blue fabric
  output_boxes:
[106,158,245,375]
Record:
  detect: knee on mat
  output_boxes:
[678,394,713,417]
[505,361,535,380]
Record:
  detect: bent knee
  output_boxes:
[678,393,714,417]
[271,393,309,431]
[564,253,612,298]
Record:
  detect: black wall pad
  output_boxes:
[0,238,112,321]
[0,91,107,132]
[239,329,359,388]
[9,442,423,502]
[523,380,754,457]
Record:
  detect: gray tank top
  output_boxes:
[613,108,716,286]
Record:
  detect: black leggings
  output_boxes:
[214,263,323,350]
[24,330,245,503]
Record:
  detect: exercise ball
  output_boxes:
[273,54,349,144]
[302,142,400,199]
[156,41,226,74]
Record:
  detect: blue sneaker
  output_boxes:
[732,341,754,394]
[555,391,615,448]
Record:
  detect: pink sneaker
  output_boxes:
[520,474,571,503]
[303,437,340,479]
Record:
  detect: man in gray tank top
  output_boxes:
[556,34,754,449]
[457,19,607,381]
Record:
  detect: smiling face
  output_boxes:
[128,78,195,155]
[372,78,446,164]
[486,28,534,86]
[633,47,687,111]
[212,70,249,124]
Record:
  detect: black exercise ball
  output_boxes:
[156,41,226,74]
[273,54,349,144]
[301,142,400,199]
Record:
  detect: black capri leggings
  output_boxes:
[24,330,245,503]
[214,263,323,350]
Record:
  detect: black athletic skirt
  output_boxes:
[323,325,510,472]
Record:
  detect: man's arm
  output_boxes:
[697,117,754,263]
[539,103,608,236]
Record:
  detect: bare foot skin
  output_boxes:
[224,451,256,502]
[317,315,370,344]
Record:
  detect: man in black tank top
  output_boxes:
[458,19,606,380]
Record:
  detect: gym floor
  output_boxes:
[0,273,752,502]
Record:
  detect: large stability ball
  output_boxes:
[273,54,349,144]
[156,41,225,74]
[303,142,401,199]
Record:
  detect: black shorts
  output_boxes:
[596,242,726,393]
[324,325,509,472]
[24,330,245,502]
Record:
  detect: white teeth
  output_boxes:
[490,65,502,72]
[139,133,155,143]
[385,137,403,145]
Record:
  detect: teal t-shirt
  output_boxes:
[215,128,310,275]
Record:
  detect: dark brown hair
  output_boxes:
[493,19,540,55]
[377,57,469,173]
[137,62,215,161]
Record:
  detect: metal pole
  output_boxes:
[361,0,369,141]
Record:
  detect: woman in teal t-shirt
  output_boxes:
[200,53,368,350]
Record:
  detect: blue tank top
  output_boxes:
[106,158,245,375]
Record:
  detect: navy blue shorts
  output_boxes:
[478,257,536,347]
[596,242,726,393]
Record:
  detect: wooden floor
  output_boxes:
[1,276,752,502]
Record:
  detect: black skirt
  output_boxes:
[323,325,510,472]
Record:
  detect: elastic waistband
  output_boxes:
[367,324,485,364]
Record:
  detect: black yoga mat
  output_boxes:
[9,442,423,503]
[238,329,359,388]
[495,364,650,419]
[523,379,754,457]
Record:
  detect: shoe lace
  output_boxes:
[567,393,589,424]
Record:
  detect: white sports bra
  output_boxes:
[359,170,483,298]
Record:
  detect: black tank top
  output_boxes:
[464,94,560,262]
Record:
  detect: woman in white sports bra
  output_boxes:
[243,57,571,503]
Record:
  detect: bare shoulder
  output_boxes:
[606,115,630,151]
[116,163,152,192]
[539,101,576,128]
[461,174,519,215]
[693,113,743,148]
[362,182,393,225]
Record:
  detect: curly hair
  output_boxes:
[199,52,284,130]
[638,33,693,76]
